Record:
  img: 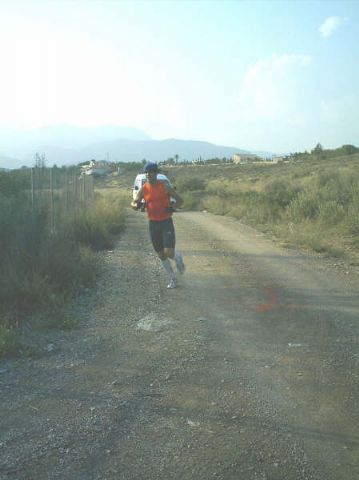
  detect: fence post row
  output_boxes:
[31,166,95,230]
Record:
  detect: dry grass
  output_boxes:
[161,152,359,263]
[0,186,127,357]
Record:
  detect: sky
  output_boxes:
[0,0,358,154]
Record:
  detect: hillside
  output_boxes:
[0,125,272,169]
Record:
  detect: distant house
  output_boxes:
[271,156,286,164]
[81,160,112,176]
[231,153,258,164]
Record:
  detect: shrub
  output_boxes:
[0,170,29,197]
[346,194,359,235]
[318,201,345,225]
[65,194,126,250]
[202,195,230,216]
[181,191,202,210]
[317,170,340,188]
[338,144,359,155]
[288,190,320,222]
[175,175,205,192]
[264,179,300,208]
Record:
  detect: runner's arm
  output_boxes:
[131,186,144,209]
[165,185,184,208]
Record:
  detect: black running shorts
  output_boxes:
[149,218,176,253]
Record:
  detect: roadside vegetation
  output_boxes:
[101,145,359,264]
[0,168,127,357]
[2,144,358,356]
[165,144,359,263]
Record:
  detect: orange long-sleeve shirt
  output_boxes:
[143,180,172,221]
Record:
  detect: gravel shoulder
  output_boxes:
[1,209,358,480]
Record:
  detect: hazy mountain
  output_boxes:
[0,125,150,165]
[23,138,253,167]
[0,155,21,170]
[80,137,252,163]
[0,125,272,168]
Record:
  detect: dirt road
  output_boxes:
[1,210,358,480]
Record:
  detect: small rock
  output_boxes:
[186,419,200,427]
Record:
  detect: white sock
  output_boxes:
[161,258,175,276]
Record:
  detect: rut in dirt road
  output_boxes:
[0,209,358,480]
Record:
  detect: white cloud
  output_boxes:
[237,53,312,120]
[226,53,315,151]
[319,16,346,38]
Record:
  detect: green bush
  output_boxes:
[202,195,230,216]
[288,190,320,222]
[0,170,29,197]
[181,191,202,210]
[264,179,300,208]
[346,194,359,235]
[318,201,345,225]
[175,175,205,192]
[317,170,340,188]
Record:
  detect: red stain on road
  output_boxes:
[256,287,279,312]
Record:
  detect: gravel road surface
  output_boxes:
[1,209,358,480]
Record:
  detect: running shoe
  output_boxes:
[167,276,177,289]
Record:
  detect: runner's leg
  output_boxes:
[162,218,185,274]
[149,220,176,286]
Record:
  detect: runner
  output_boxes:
[131,162,185,289]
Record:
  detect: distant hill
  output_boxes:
[0,154,22,170]
[0,125,272,168]
[80,137,252,163]
[21,138,252,167]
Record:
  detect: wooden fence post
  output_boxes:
[50,168,54,232]
[31,167,36,214]
[65,170,69,212]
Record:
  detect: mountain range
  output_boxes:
[0,125,273,169]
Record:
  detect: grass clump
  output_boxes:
[66,193,127,250]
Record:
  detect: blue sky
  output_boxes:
[0,0,358,153]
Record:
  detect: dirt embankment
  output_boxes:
[1,210,358,480]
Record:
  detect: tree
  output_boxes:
[341,144,359,155]
[311,143,323,155]
[34,152,46,168]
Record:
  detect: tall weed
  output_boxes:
[288,190,320,222]
[65,194,126,250]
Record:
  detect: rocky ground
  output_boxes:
[0,209,358,479]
